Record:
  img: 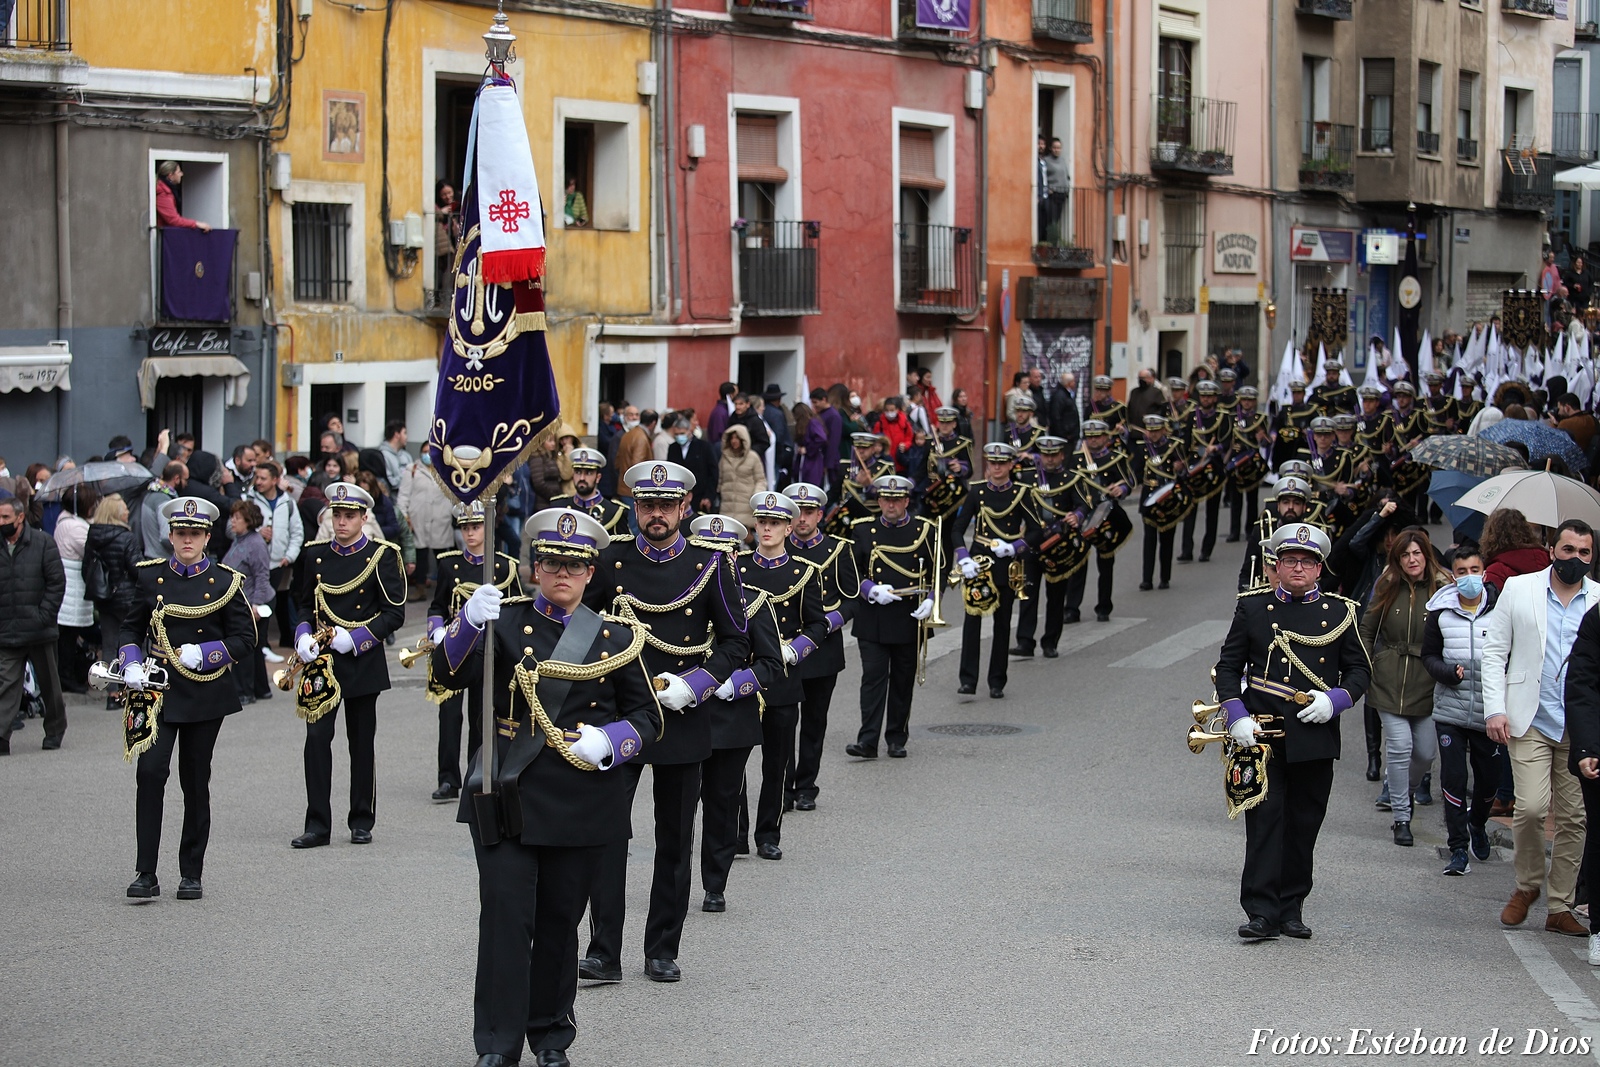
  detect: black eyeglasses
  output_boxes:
[537,558,590,576]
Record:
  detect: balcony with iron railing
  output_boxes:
[896,223,978,315]
[1,0,71,50]
[737,220,820,317]
[1580,0,1600,37]
[1499,151,1556,212]
[1032,187,1102,270]
[1417,130,1441,156]
[731,0,813,22]
[1150,94,1236,175]
[1295,0,1353,19]
[1503,0,1558,15]
[1299,122,1354,191]
[1361,125,1392,153]
[896,0,970,43]
[1032,0,1093,43]
[1553,112,1600,162]
[1457,137,1479,163]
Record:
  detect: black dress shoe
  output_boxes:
[432,782,459,801]
[350,828,372,845]
[1280,919,1312,940]
[644,957,681,982]
[1176,554,1194,563]
[1392,821,1413,847]
[1095,611,1111,622]
[702,892,726,912]
[474,1055,517,1067]
[1042,647,1059,658]
[956,683,977,695]
[126,872,160,898]
[794,796,816,811]
[1237,916,1280,941]
[735,841,750,855]
[1138,581,1154,591]
[845,743,878,759]
[1063,610,1081,624]
[989,686,1005,699]
[1158,581,1170,590]
[0,735,9,755]
[1197,553,1211,563]
[1225,534,1241,544]
[1009,645,1034,658]
[1366,753,1382,781]
[535,1050,571,1067]
[176,877,203,900]
[887,745,907,758]
[41,734,61,750]
[577,956,622,983]
[291,832,330,849]
[756,842,783,860]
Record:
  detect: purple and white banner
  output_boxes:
[916,0,971,31]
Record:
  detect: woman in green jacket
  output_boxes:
[1359,528,1451,847]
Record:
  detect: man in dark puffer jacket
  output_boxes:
[0,496,67,753]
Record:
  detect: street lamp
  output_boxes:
[484,0,516,68]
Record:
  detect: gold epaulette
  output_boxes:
[850,515,876,526]
[1237,587,1270,599]
[137,558,166,568]
[216,563,244,579]
[437,549,463,560]
[688,535,738,553]
[1322,591,1361,608]
[304,538,330,548]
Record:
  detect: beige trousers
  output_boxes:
[1509,729,1586,913]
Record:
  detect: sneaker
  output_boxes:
[262,647,285,664]
[1590,934,1600,966]
[1414,773,1433,806]
[1443,849,1470,876]
[1469,823,1491,862]
[1375,784,1392,811]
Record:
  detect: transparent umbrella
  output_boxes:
[35,461,153,504]
[1456,470,1600,529]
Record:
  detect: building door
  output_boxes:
[1208,303,1260,377]
[1158,330,1189,380]
[309,383,345,451]
[1157,38,1193,145]
[147,376,204,451]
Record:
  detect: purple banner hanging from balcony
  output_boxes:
[160,228,236,323]
[916,0,970,31]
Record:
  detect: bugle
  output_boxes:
[89,659,170,691]
[398,636,435,669]
[272,626,336,692]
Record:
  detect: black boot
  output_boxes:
[1364,706,1382,782]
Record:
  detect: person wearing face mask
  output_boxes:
[876,396,916,474]
[613,405,653,501]
[0,496,67,755]
[1422,545,1501,877]
[666,415,717,518]
[1483,519,1599,937]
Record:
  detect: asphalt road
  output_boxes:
[5,532,1599,1066]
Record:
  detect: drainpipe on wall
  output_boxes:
[257,136,273,444]
[663,0,681,321]
[1267,0,1278,376]
[1103,0,1115,379]
[55,102,72,459]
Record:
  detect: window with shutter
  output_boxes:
[737,114,788,184]
[899,126,945,190]
[1363,59,1395,151]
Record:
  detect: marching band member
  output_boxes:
[1214,523,1370,941]
[925,406,974,561]
[1166,376,1194,424]
[1135,414,1187,592]
[950,443,1041,699]
[1013,435,1074,657]
[1455,375,1484,426]
[1237,476,1316,592]
[1065,420,1135,623]
[1178,380,1227,564]
[783,482,860,811]
[119,497,256,901]
[1224,386,1272,545]
[1423,371,1459,434]
[1355,384,1394,455]
[1311,358,1356,415]
[1216,367,1240,413]
[579,461,757,985]
[1271,378,1316,469]
[1087,374,1127,437]
[848,474,938,758]
[426,500,524,801]
[291,482,407,849]
[432,507,659,1067]
[550,446,631,537]
[1006,395,1045,477]
[828,432,895,536]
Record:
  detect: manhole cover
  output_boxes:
[926,723,1024,737]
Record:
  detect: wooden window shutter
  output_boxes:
[737,114,788,183]
[1417,64,1434,107]
[1364,59,1394,98]
[899,126,944,190]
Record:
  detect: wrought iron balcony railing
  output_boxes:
[730,0,813,22]
[1499,151,1556,212]
[2,0,71,50]
[1295,0,1353,18]
[1032,0,1093,43]
[1457,137,1479,163]
[1417,130,1441,155]
[1553,112,1600,162]
[1299,122,1354,192]
[1503,0,1557,16]
[737,220,820,317]
[1033,186,1101,270]
[896,223,978,315]
[1150,94,1236,175]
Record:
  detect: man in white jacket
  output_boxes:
[1482,520,1598,936]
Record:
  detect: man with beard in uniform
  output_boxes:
[578,460,757,984]
[783,482,859,811]
[1312,359,1356,416]
[1237,476,1317,592]
[1178,380,1227,564]
[549,447,631,538]
[426,499,524,802]
[1065,420,1135,623]
[1135,414,1188,591]
[1012,436,1075,658]
[950,443,1042,699]
[291,482,407,849]
[847,474,938,758]
[1215,523,1370,941]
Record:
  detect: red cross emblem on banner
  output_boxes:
[487,189,530,233]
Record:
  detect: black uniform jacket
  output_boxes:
[438,598,662,847]
[584,534,755,765]
[951,480,1043,564]
[788,530,859,678]
[294,536,408,698]
[736,550,830,706]
[120,557,256,723]
[851,515,939,647]
[708,591,782,751]
[1214,586,1372,763]
[1564,606,1600,776]
[1068,444,1135,512]
[428,549,524,628]
[551,493,632,538]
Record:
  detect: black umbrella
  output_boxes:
[36,461,154,503]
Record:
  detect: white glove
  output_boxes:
[654,673,695,711]
[122,661,148,691]
[430,626,448,646]
[296,633,320,663]
[957,556,981,580]
[1298,690,1334,725]
[570,723,613,769]
[178,644,203,670]
[463,584,503,629]
[782,643,799,666]
[256,603,272,619]
[990,539,1017,559]
[1229,715,1262,748]
[866,584,902,606]
[910,597,935,621]
[330,627,356,655]
[714,677,738,700]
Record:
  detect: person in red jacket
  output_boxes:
[155,161,211,232]
[1481,508,1550,595]
[876,396,916,473]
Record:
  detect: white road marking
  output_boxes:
[1506,931,1600,1063]
[1108,620,1231,669]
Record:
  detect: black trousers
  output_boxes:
[585,760,701,964]
[303,692,379,836]
[1240,755,1335,925]
[857,638,916,751]
[755,702,798,847]
[1582,776,1600,934]
[1436,722,1501,853]
[274,588,298,647]
[959,582,1017,690]
[437,686,485,790]
[1227,486,1260,539]
[1141,522,1175,585]
[471,837,602,1058]
[1181,492,1222,558]
[1066,550,1116,619]
[699,745,753,895]
[135,713,224,878]
[790,673,837,802]
[0,642,67,742]
[1016,573,1068,651]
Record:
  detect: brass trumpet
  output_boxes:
[398,637,435,669]
[272,626,336,692]
[1186,708,1284,754]
[88,659,170,691]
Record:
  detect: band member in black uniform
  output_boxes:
[1311,359,1355,415]
[1237,476,1315,592]
[433,507,660,1067]
[579,460,756,985]
[1455,375,1484,427]
[1272,378,1316,469]
[291,482,408,848]
[1007,395,1045,478]
[951,443,1041,698]
[1087,374,1127,439]
[119,497,257,901]
[1355,384,1395,462]
[1013,435,1074,657]
[924,407,974,559]
[550,446,631,538]
[1179,380,1227,564]
[783,482,859,810]
[1216,367,1240,413]
[1225,386,1272,544]
[1331,413,1378,519]
[1215,523,1370,941]
[1065,420,1135,623]
[1135,414,1188,591]
[847,474,938,757]
[1166,376,1194,424]
[1387,381,1432,513]
[827,432,895,537]
[1423,371,1459,434]
[426,499,524,801]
